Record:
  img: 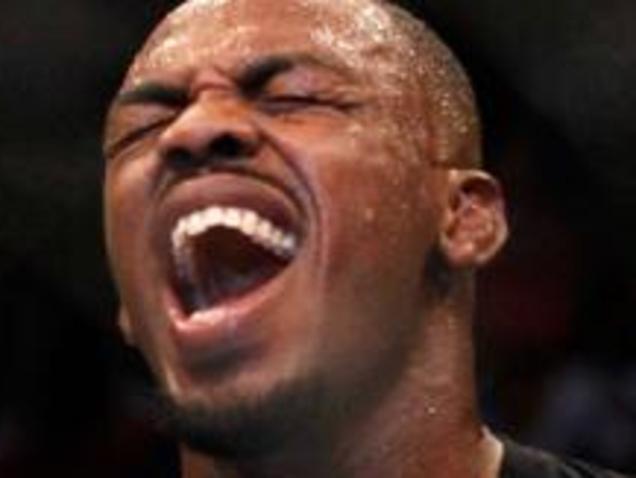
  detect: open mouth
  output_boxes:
[170,205,300,319]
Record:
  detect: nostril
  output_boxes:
[163,134,254,172]
[208,134,250,161]
[165,147,200,171]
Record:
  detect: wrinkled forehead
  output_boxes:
[125,0,412,87]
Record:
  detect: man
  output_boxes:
[102,0,630,476]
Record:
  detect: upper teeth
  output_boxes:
[171,206,298,260]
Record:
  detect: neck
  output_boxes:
[180,298,503,478]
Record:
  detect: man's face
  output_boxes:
[104,0,448,431]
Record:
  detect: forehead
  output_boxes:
[126,0,413,87]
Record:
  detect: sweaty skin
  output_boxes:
[103,0,508,477]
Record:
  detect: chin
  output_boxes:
[150,372,329,459]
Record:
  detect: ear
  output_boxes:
[439,170,508,268]
[117,307,136,346]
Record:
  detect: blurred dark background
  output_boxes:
[1,1,635,476]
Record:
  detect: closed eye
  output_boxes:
[259,95,324,113]
[105,116,174,160]
[257,94,359,116]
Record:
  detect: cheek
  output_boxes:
[104,155,158,281]
[318,137,428,269]
[106,154,156,227]
[267,114,434,275]
[288,126,433,319]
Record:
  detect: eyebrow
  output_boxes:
[237,55,295,94]
[114,82,189,108]
[114,53,351,108]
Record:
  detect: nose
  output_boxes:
[157,96,261,171]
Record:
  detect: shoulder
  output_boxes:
[499,438,634,478]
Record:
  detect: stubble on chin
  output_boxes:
[134,375,334,460]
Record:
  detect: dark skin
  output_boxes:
[103,0,508,476]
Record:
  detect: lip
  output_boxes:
[163,259,296,367]
[155,172,304,250]
[152,171,306,366]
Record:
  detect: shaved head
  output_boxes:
[383,2,482,167]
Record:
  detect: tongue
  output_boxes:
[185,227,288,314]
